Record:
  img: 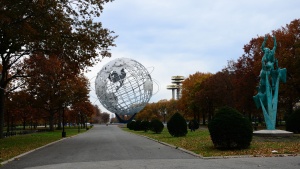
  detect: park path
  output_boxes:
[1,125,300,169]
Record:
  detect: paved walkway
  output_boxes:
[1,125,300,169]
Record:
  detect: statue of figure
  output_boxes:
[261,35,277,71]
[253,35,286,130]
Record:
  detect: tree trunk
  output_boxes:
[0,90,5,139]
[34,120,37,129]
[197,111,200,124]
[57,109,62,130]
[49,110,55,131]
[6,110,10,132]
[202,113,206,125]
[23,119,26,130]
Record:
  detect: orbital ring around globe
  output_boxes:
[95,58,153,121]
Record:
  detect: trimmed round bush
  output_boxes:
[286,109,300,133]
[140,121,150,132]
[127,121,136,130]
[208,107,253,150]
[167,112,187,137]
[134,120,142,131]
[150,119,164,134]
[188,119,199,131]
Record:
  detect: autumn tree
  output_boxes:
[136,99,178,122]
[7,90,36,130]
[25,55,91,131]
[195,70,234,124]
[136,103,160,121]
[90,105,110,124]
[70,101,96,128]
[156,100,168,123]
[0,0,116,138]
[91,105,102,123]
[272,20,300,116]
[165,99,180,119]
[100,112,110,124]
[179,72,211,123]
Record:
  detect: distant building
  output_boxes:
[167,76,184,100]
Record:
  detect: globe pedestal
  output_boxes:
[253,130,293,137]
[115,113,137,123]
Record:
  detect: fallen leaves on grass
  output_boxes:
[124,128,300,157]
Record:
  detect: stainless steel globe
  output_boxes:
[95,58,153,117]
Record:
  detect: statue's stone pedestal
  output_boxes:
[253,130,293,137]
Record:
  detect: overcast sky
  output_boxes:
[85,0,300,114]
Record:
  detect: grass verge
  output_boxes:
[0,127,88,163]
[122,127,300,157]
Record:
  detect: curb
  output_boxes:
[1,137,67,166]
[139,135,204,159]
[0,128,93,166]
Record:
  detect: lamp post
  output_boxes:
[6,111,9,132]
[159,109,167,124]
[164,109,167,124]
[62,107,66,137]
[78,112,80,133]
[30,116,33,131]
[11,114,14,132]
[85,115,88,130]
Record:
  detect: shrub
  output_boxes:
[208,107,253,150]
[286,109,300,133]
[140,121,150,132]
[167,112,187,137]
[134,120,142,131]
[188,119,199,131]
[127,121,136,130]
[150,119,164,134]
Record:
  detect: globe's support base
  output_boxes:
[253,130,293,137]
[115,113,137,123]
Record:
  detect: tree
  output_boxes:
[136,99,180,123]
[8,90,35,130]
[25,55,90,131]
[0,0,116,138]
[165,99,179,119]
[90,105,112,124]
[286,109,300,133]
[91,105,102,123]
[70,101,96,128]
[196,70,234,123]
[100,112,110,124]
[179,72,211,123]
[273,20,300,115]
[136,102,160,121]
[230,55,257,118]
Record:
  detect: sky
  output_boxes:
[85,0,300,114]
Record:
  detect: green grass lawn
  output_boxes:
[123,127,300,157]
[0,127,88,163]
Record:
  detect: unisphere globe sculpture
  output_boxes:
[95,58,153,122]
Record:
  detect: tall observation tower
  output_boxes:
[167,76,184,100]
